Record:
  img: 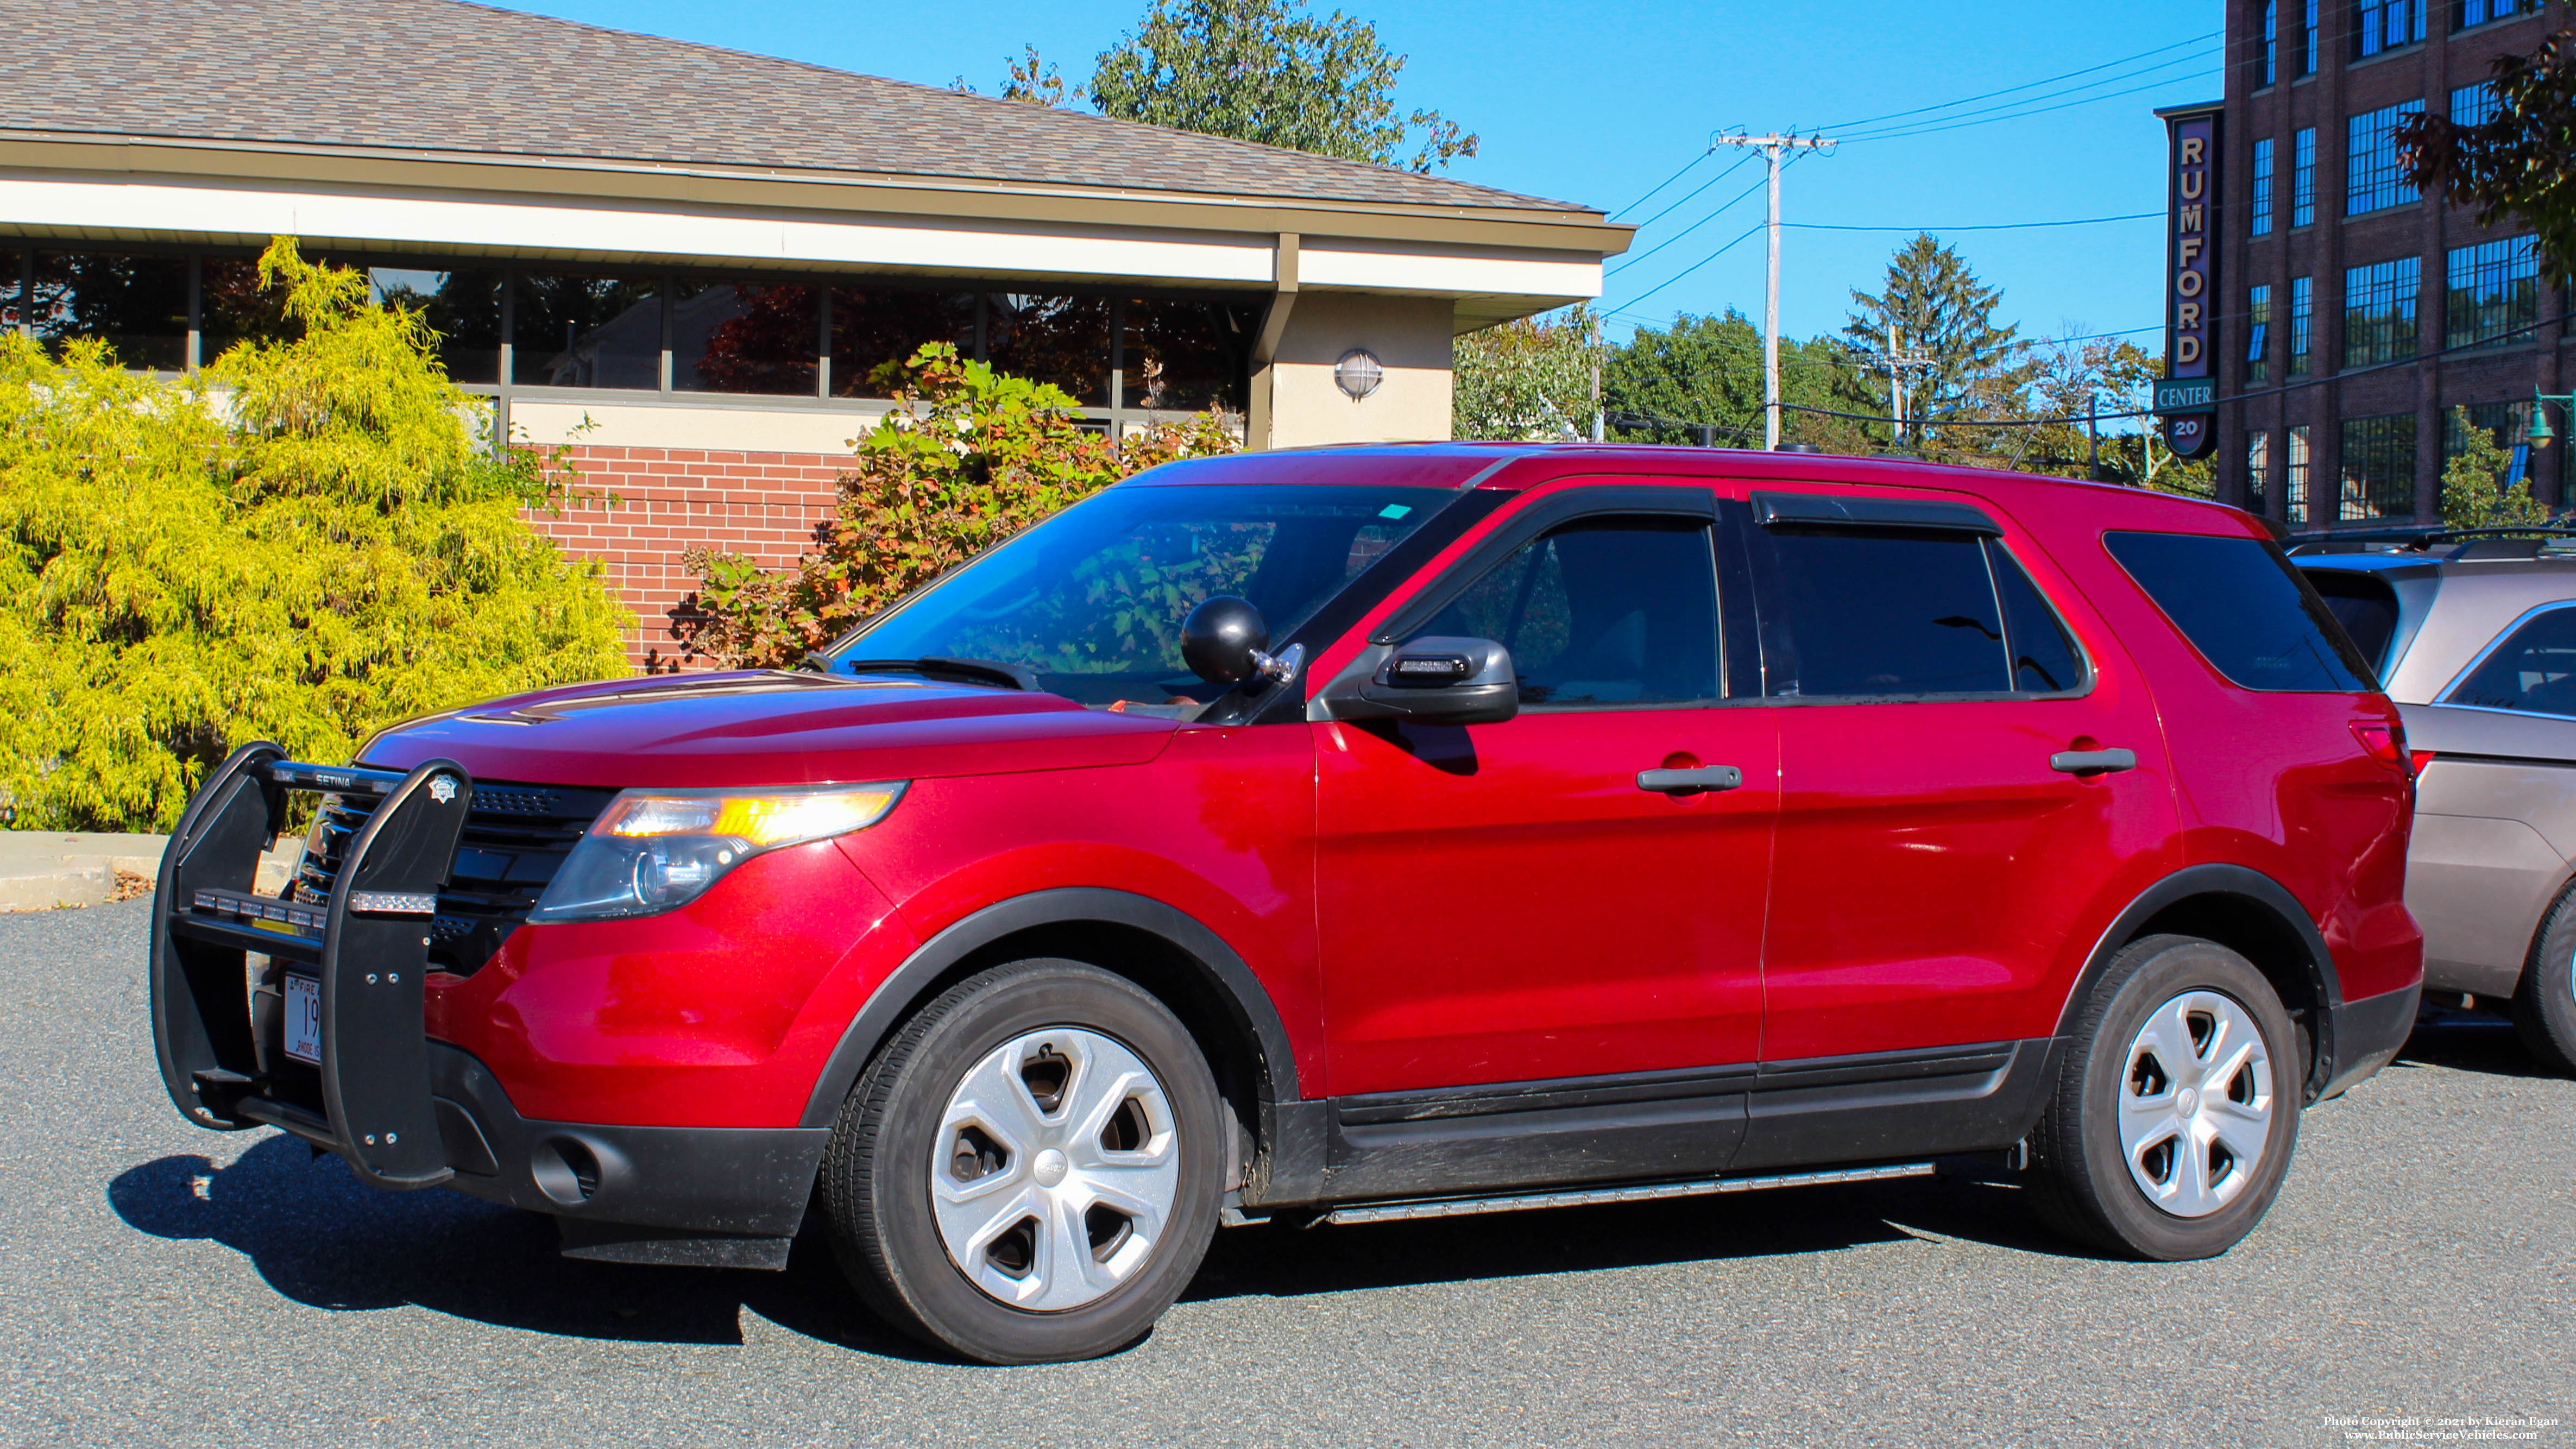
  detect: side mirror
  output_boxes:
[1325,637,1519,726]
[1182,596,1302,689]
[1182,596,1270,684]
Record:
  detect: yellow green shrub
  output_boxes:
[0,239,629,831]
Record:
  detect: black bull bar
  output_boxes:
[150,741,473,1190]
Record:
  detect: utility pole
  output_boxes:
[1888,320,1905,445]
[2087,390,2100,481]
[1713,130,1836,450]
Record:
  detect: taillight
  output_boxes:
[2409,749,2436,775]
[2351,721,2411,775]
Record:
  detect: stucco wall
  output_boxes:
[1269,292,1455,448]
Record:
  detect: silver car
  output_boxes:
[2294,534,2576,1074]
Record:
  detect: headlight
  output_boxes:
[528,782,906,924]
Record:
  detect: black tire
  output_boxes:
[817,959,1225,1364]
[2026,934,2302,1261]
[2514,885,2576,1076]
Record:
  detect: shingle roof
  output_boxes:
[1,0,1591,215]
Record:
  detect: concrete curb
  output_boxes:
[0,831,300,913]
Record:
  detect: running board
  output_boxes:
[1320,1162,1937,1227]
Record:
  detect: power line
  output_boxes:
[1624,153,1755,235]
[1781,211,2159,233]
[1814,29,2221,133]
[1839,66,2220,145]
[1835,46,2219,142]
[1604,171,1772,277]
[1609,149,1716,220]
[1608,220,1768,312]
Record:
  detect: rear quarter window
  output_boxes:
[2300,569,2403,679]
[2105,531,2377,692]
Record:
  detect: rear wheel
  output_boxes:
[818,959,1225,1364]
[2514,885,2576,1076]
[2027,935,2301,1260]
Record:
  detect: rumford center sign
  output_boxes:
[2157,103,2222,460]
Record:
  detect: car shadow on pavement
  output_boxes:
[105,1135,937,1359]
[1182,1172,2105,1303]
[108,1138,2106,1354]
[2393,1013,2565,1080]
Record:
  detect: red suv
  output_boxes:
[150,445,2422,1363]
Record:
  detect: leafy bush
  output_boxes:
[0,238,631,831]
[2440,406,2554,531]
[673,342,1239,670]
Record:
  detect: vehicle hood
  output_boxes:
[358,671,1179,789]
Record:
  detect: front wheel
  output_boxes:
[2026,934,2302,1260]
[818,959,1225,1364]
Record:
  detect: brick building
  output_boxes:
[0,0,1624,658]
[2207,0,2565,528]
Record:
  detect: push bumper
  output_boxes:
[152,743,475,1188]
[2319,980,2422,1099]
[148,744,827,1263]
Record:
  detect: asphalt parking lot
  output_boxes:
[4,898,2571,1448]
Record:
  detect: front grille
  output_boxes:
[294,779,615,976]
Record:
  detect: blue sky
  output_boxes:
[499,0,2224,348]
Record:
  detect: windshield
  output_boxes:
[820,483,1450,707]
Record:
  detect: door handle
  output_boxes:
[2049,747,2138,776]
[1636,765,1743,794]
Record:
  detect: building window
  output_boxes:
[671,281,820,396]
[513,273,666,388]
[2259,0,2280,86]
[2302,0,2322,73]
[2289,424,2314,519]
[2446,235,2541,350]
[26,251,191,371]
[830,288,978,399]
[986,294,1113,407]
[2252,138,2277,235]
[2347,103,2426,216]
[2249,432,2273,514]
[2247,284,2274,382]
[2432,399,2535,463]
[2292,128,2317,226]
[2341,413,2417,519]
[2457,0,2537,28]
[2345,257,2422,367]
[2452,80,2501,126]
[1123,298,1258,413]
[2354,0,2428,58]
[0,248,21,334]
[2289,275,2315,375]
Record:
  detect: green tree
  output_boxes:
[1452,305,1602,441]
[1602,309,1872,452]
[675,343,1240,670]
[0,238,629,831]
[1844,235,2036,447]
[2401,27,2576,277]
[1065,0,1476,173]
[2441,405,2554,529]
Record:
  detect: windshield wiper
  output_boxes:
[824,656,1041,691]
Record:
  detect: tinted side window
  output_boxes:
[1755,528,2008,697]
[2444,606,2576,717]
[2300,569,2403,678]
[1988,540,2087,694]
[2105,531,2375,692]
[1421,518,1718,705]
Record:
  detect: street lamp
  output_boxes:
[2525,387,2576,448]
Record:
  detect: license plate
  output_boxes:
[283,975,321,1065]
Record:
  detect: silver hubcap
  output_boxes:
[2119,990,2275,1218]
[931,1027,1180,1311]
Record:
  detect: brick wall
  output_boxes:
[522,445,849,668]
